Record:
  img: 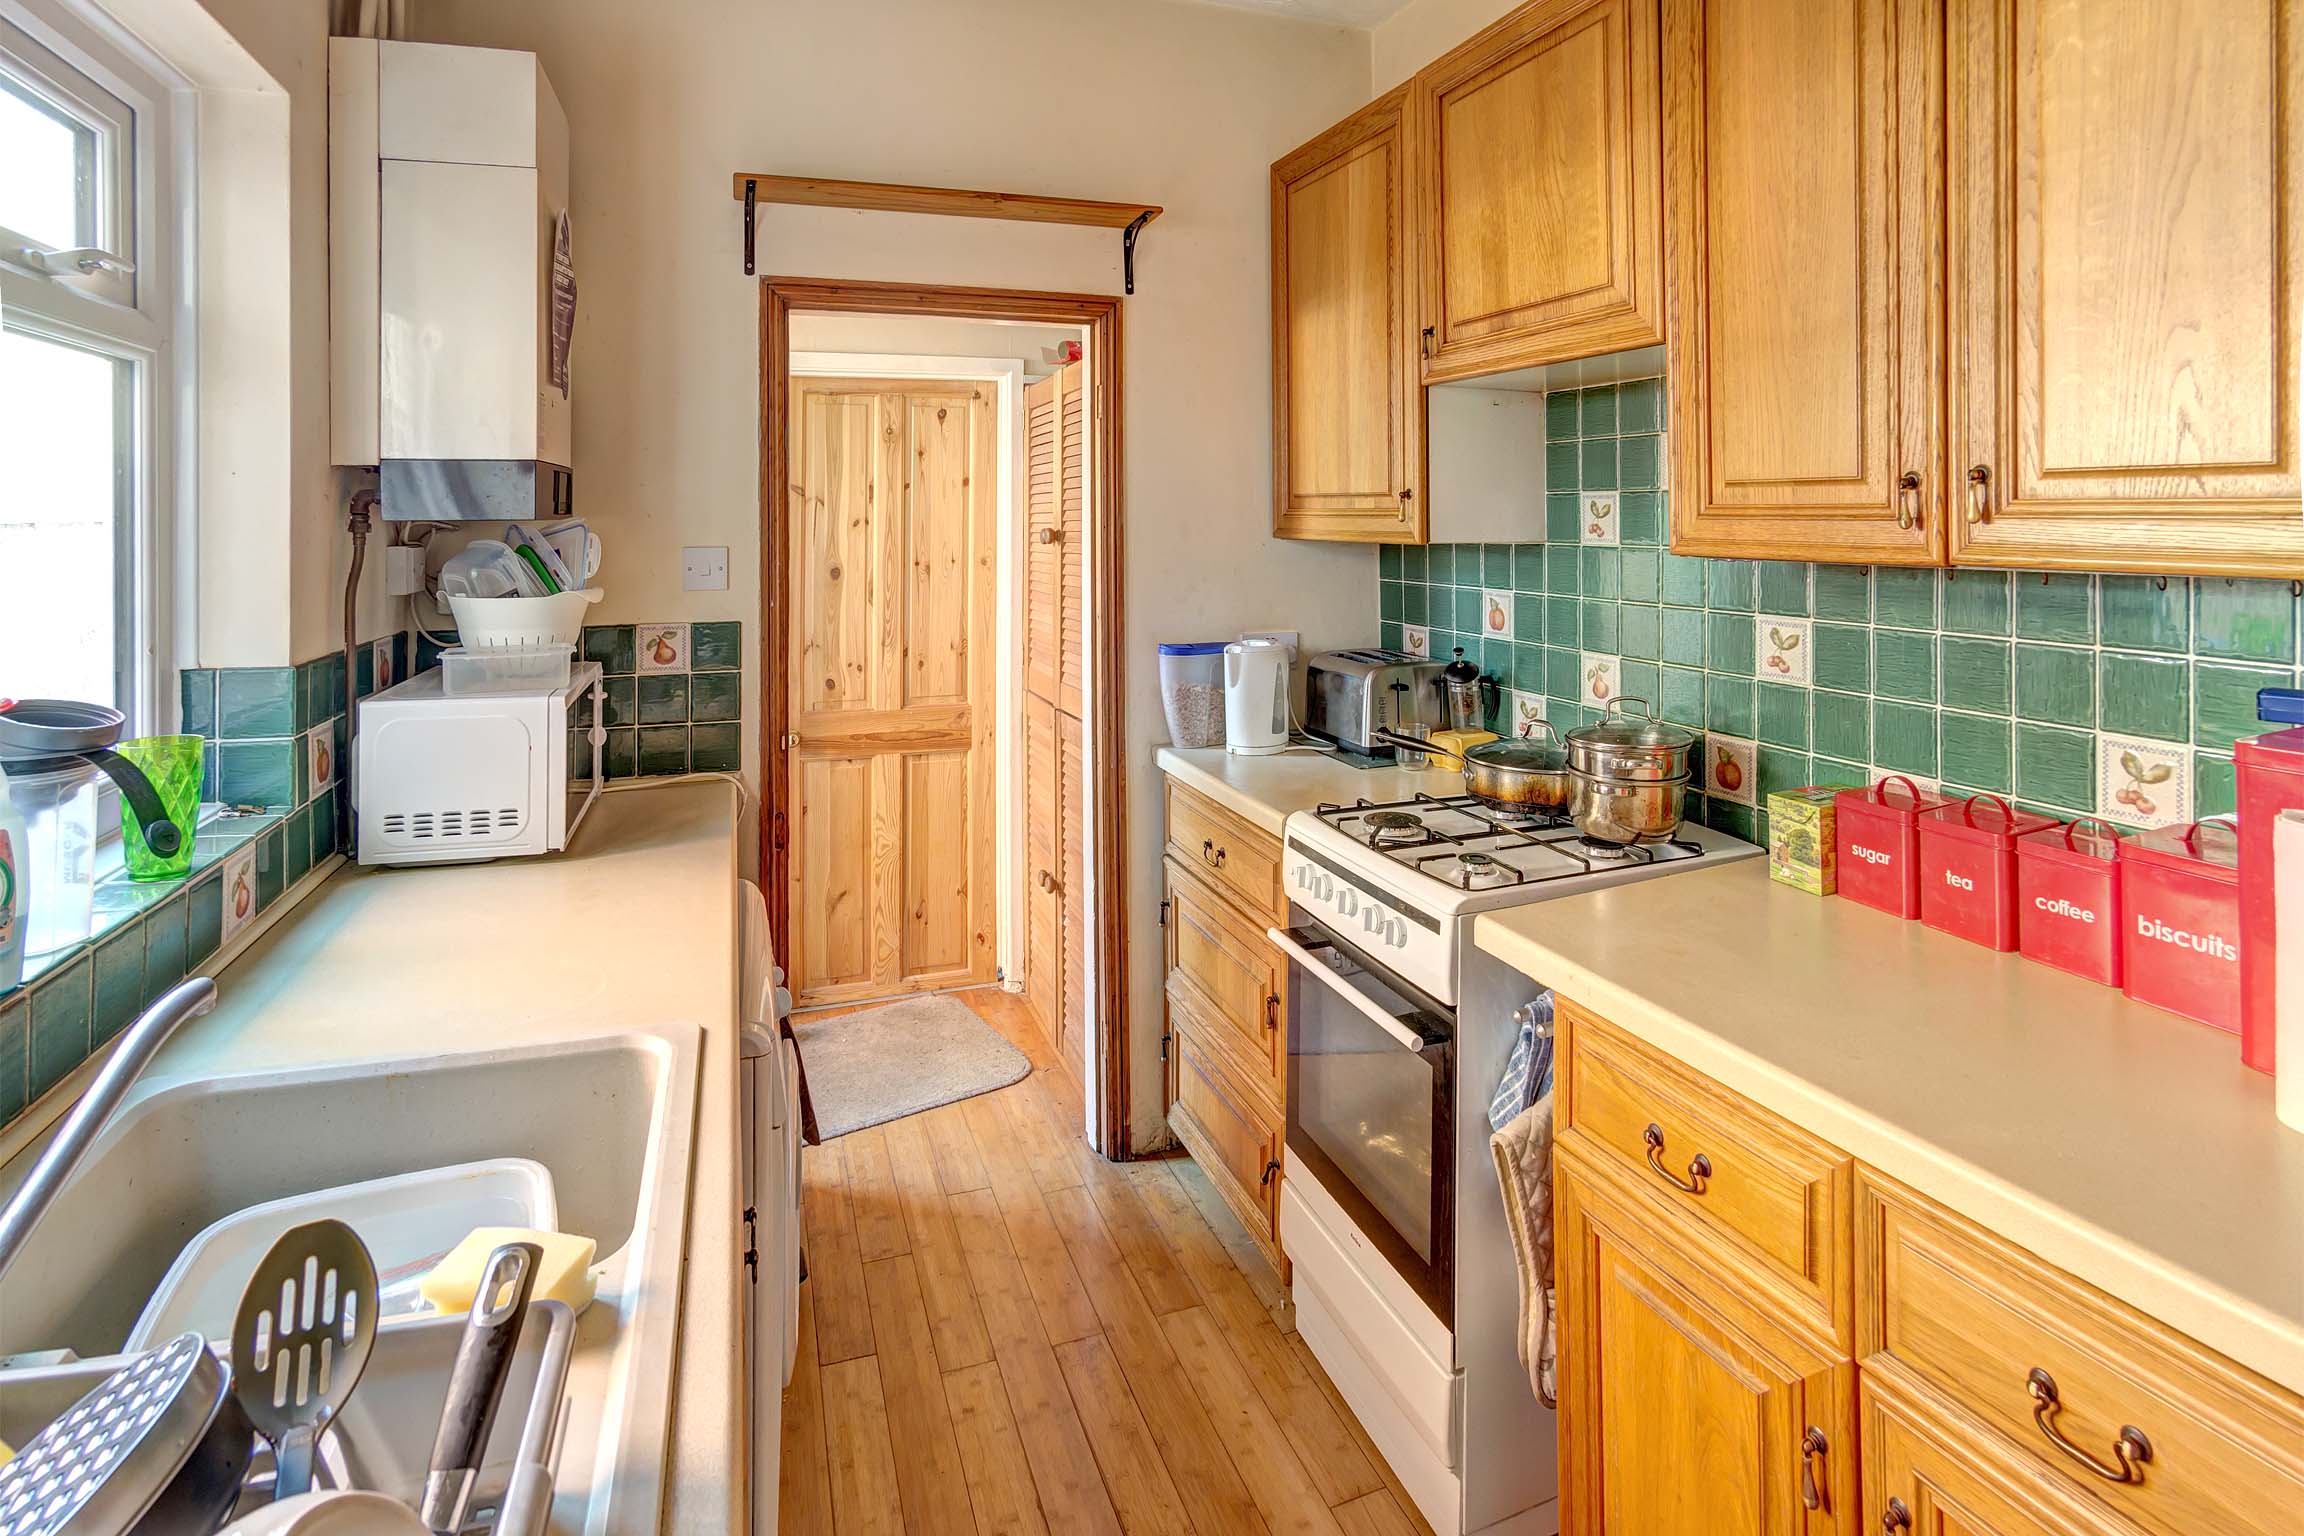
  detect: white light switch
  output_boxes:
[682,546,729,591]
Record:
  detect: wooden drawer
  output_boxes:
[1164,779,1284,927]
[1163,856,1286,1109]
[1558,1001,1853,1344]
[1858,1170,2304,1536]
[1169,1003,1284,1267]
[1863,1367,2147,1536]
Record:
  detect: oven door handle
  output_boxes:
[1267,926,1446,1055]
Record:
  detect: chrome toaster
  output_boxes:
[1303,649,1448,756]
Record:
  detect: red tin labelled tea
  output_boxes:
[1917,795,2058,950]
[2015,817,2123,985]
[2119,818,2242,1034]
[1833,776,1946,920]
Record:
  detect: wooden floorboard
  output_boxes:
[783,989,1417,1536]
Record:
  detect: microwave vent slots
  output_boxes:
[381,806,526,841]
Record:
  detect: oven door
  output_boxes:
[1269,917,1454,1326]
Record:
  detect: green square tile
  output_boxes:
[1813,756,1867,788]
[1582,548,1619,598]
[1757,747,1812,801]
[1618,603,1660,661]
[1514,546,1546,593]
[1583,600,1619,653]
[2015,724,2096,811]
[2196,579,2297,663]
[1545,493,1581,542]
[1548,548,1582,596]
[143,894,187,991]
[1756,562,1809,617]
[1379,545,1402,582]
[186,872,224,968]
[1873,567,1938,629]
[2196,662,2293,750]
[1940,638,2011,715]
[91,922,144,1047]
[1708,560,1756,612]
[1618,434,1663,491]
[1380,582,1404,622]
[284,806,313,889]
[1454,587,1482,633]
[1872,630,1937,703]
[2013,645,2094,727]
[218,740,297,810]
[1660,553,1705,607]
[1756,683,1809,749]
[1812,564,1871,622]
[1620,549,1660,604]
[179,670,217,739]
[2016,574,2095,644]
[1618,377,1662,433]
[2196,754,2237,818]
[583,625,637,676]
[1545,443,1580,490]
[256,825,285,912]
[1811,691,1870,764]
[638,674,690,725]
[1872,701,1938,776]
[1579,438,1617,491]
[2099,652,2189,742]
[0,995,24,1125]
[1514,593,1544,641]
[1547,648,1582,701]
[1481,637,1513,685]
[1483,543,1514,585]
[1547,597,1580,647]
[310,788,339,864]
[1618,491,1663,546]
[1659,666,1705,728]
[1812,624,1871,692]
[1940,713,2012,793]
[602,728,638,779]
[217,668,298,739]
[1708,613,1756,675]
[1401,545,1428,582]
[1579,385,1618,436]
[1660,607,1706,667]
[1707,800,1758,843]
[690,723,741,773]
[1512,643,1546,693]
[1708,678,1756,737]
[1620,661,1660,709]
[2099,576,2188,652]
[602,676,638,728]
[1545,390,1581,441]
[1379,620,1403,651]
[1404,584,1429,625]
[29,957,90,1101]
[1942,571,2012,636]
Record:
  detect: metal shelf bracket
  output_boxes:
[1123,210,1153,295]
[743,178,758,276]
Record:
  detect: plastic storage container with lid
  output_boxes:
[1832,776,1946,919]
[1917,794,2057,950]
[2,759,98,959]
[2119,818,2242,1033]
[440,643,576,696]
[1158,642,1227,748]
[2015,818,2123,985]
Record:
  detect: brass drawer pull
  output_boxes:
[1895,471,1921,531]
[2026,1368,2153,1484]
[1260,1158,1281,1189]
[1799,1426,1828,1511]
[1966,463,1992,525]
[1264,993,1280,1032]
[1642,1123,1711,1194]
[1880,1498,1912,1533]
[1201,839,1227,870]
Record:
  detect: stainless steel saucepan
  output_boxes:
[1563,698,1700,844]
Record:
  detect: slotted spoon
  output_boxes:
[230,1218,379,1499]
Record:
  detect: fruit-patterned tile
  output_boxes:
[2097,734,2191,831]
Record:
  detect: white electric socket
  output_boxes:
[383,546,427,596]
[682,546,730,591]
[1242,629,1300,660]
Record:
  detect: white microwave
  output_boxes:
[354,662,604,866]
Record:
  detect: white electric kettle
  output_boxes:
[1222,639,1290,756]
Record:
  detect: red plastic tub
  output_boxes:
[1917,795,2056,950]
[1833,776,1946,919]
[2236,729,2304,1073]
[2015,818,2123,985]
[2120,818,2243,1034]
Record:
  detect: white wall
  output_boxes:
[413,0,1378,1147]
[791,314,1083,378]
[1371,0,1521,91]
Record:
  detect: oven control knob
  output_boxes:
[1315,873,1334,900]
[1388,918,1409,948]
[1338,889,1358,917]
[1362,906,1380,934]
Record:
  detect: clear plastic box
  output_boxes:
[439,642,576,696]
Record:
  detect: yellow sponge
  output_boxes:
[420,1227,598,1316]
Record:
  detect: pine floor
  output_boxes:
[777,986,1435,1536]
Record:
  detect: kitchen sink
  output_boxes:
[0,1028,701,1535]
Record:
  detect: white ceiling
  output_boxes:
[1181,0,1417,28]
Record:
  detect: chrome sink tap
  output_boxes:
[0,977,218,1284]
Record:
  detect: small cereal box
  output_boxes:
[1768,786,1843,895]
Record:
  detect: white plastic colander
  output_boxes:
[446,589,603,648]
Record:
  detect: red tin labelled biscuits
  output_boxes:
[2015,817,2123,985]
[2120,818,2243,1035]
[1917,795,2058,951]
[1833,776,1946,920]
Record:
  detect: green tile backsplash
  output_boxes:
[1376,371,2301,843]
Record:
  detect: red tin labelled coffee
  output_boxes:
[1834,776,1946,919]
[2235,728,2304,1074]
[2119,818,2243,1035]
[1917,795,2058,950]
[2015,818,2123,984]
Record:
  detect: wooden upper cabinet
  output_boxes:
[1663,0,1945,564]
[1414,0,1664,383]
[1947,0,2304,576]
[1272,86,1425,543]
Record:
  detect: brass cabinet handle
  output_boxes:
[1800,1427,1829,1512]
[1202,839,1226,869]
[1265,993,1280,1032]
[1642,1123,1711,1194]
[1260,1158,1281,1188]
[1036,527,1062,545]
[1399,487,1414,501]
[1895,470,1921,531]
[2026,1368,2152,1484]
[1881,1498,1912,1533]
[1967,463,1992,525]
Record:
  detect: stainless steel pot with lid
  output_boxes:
[1564,697,1700,782]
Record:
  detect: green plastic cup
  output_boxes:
[115,734,204,881]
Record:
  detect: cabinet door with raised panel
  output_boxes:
[1862,1374,2140,1536]
[1415,0,1664,382]
[1663,0,1944,564]
[1272,85,1424,543]
[1948,0,2303,575]
[1555,1154,1855,1536]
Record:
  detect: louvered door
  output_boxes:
[1023,694,1061,1036]
[1022,360,1089,1070]
[1056,364,1086,717]
[1057,707,1087,1083]
[1024,371,1063,706]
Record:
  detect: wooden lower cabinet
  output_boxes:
[1555,1148,1857,1535]
[1167,992,1285,1271]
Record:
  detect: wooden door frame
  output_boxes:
[760,276,1131,1156]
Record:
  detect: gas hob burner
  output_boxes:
[1574,836,1640,861]
[1363,811,1427,845]
[1415,847,1529,890]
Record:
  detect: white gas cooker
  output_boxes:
[1282,791,1762,1002]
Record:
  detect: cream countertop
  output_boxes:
[1474,859,2304,1399]
[1154,744,1456,834]
[8,780,750,1533]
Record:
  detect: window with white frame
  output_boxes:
[0,1,177,729]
